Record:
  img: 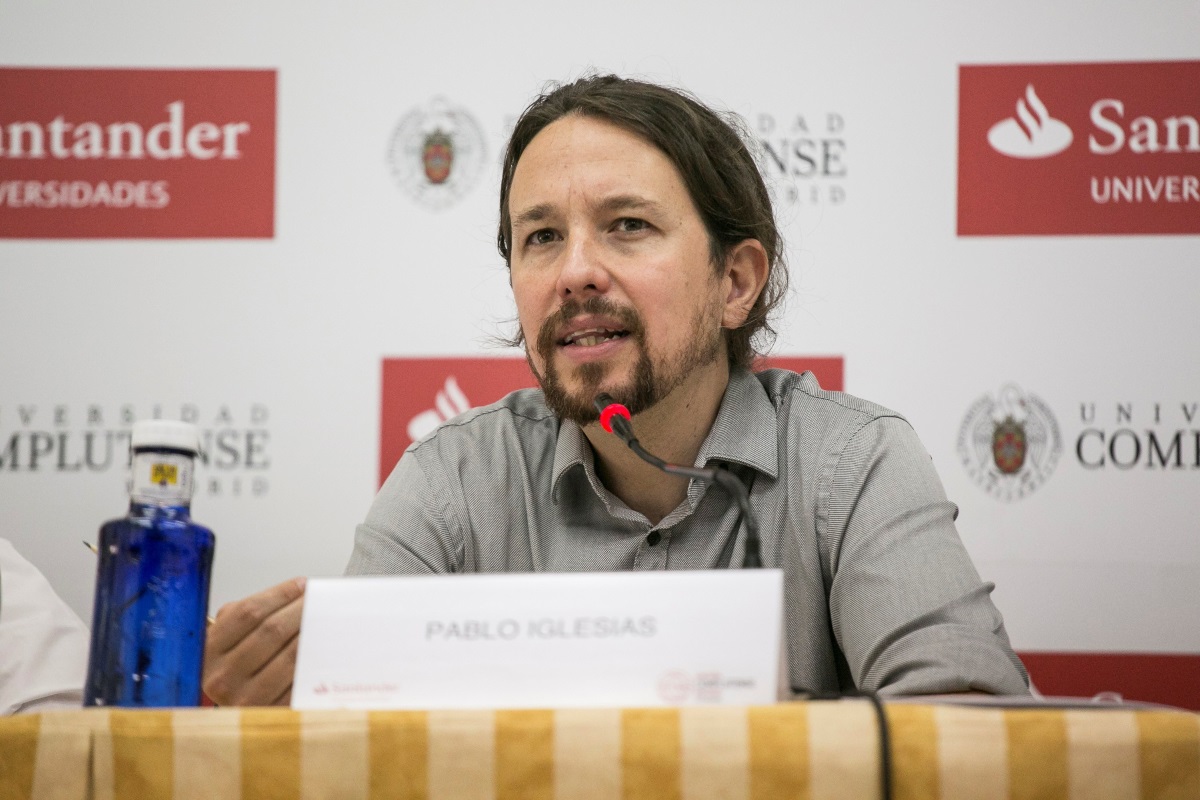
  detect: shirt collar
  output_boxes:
[693,368,780,480]
[549,368,779,503]
[551,419,592,504]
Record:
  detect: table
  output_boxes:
[1,701,1197,799]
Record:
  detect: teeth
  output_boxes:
[573,333,621,347]
[564,328,624,346]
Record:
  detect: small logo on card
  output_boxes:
[657,671,695,704]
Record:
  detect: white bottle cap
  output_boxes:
[130,420,201,454]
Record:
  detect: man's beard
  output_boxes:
[529,295,724,425]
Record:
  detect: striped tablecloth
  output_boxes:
[1,701,1197,799]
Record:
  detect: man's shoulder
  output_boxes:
[754,367,906,428]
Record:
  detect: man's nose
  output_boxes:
[555,234,610,299]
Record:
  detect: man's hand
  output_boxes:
[202,577,306,706]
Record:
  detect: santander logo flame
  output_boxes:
[406,376,472,442]
[987,85,1073,158]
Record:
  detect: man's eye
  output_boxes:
[614,218,648,233]
[526,229,557,246]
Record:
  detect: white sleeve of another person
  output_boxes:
[0,538,90,714]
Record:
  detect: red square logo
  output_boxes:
[0,68,276,238]
[379,355,844,485]
[958,61,1200,236]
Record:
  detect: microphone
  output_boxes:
[593,393,762,568]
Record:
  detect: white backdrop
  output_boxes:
[2,0,1197,692]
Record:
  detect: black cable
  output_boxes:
[860,690,893,800]
[794,688,893,800]
[728,504,746,567]
[593,394,762,568]
[623,437,761,567]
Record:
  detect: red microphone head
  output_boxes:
[594,393,631,434]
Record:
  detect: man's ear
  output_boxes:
[720,239,769,329]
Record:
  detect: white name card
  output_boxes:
[292,569,784,710]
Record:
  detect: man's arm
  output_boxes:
[203,448,458,706]
[347,443,464,575]
[823,416,1029,696]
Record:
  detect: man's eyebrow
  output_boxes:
[595,194,666,215]
[510,195,667,229]
[511,203,554,229]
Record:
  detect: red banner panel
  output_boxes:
[958,61,1200,235]
[379,355,844,485]
[766,356,843,395]
[379,357,538,485]
[1019,652,1200,711]
[0,67,275,238]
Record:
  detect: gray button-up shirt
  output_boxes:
[348,368,1029,695]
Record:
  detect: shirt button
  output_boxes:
[646,532,662,546]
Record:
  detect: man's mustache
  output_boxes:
[535,297,645,357]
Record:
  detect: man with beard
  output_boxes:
[202,76,1029,706]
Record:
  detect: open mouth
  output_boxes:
[558,327,631,348]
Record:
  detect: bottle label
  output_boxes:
[131,451,194,505]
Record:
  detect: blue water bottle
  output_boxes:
[84,420,215,707]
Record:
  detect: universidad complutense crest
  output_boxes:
[957,383,1062,501]
[387,97,485,210]
[422,129,454,185]
[992,416,1027,474]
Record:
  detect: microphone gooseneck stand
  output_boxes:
[592,393,761,568]
[591,392,893,800]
